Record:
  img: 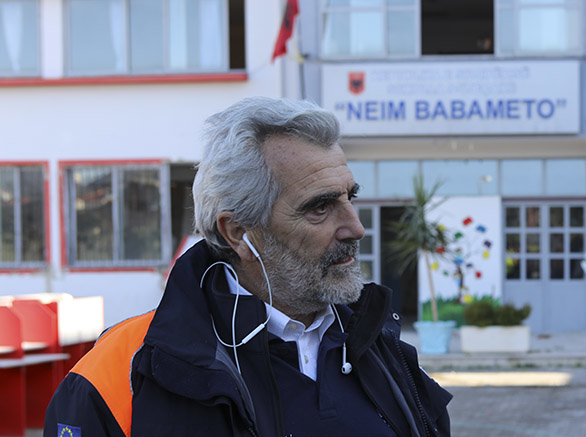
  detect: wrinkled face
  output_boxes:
[258,135,365,315]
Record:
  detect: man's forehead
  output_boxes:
[263,135,346,176]
[262,136,357,211]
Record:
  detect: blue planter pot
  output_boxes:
[413,320,456,354]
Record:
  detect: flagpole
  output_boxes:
[296,10,306,100]
[271,0,303,99]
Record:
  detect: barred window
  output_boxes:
[0,165,46,268]
[65,164,171,267]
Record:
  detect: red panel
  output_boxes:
[0,368,26,436]
[0,307,26,436]
[25,362,61,428]
[11,300,59,353]
[0,307,23,359]
[8,301,63,428]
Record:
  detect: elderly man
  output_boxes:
[45,97,452,437]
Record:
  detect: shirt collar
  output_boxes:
[223,265,335,342]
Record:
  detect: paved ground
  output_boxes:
[402,327,586,437]
[446,368,586,437]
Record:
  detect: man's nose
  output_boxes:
[336,203,365,241]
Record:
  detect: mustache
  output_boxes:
[320,241,359,272]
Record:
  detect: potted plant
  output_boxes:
[387,175,456,354]
[461,299,532,353]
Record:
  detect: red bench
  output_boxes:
[0,294,103,436]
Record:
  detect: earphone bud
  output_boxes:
[242,233,261,259]
[331,304,352,375]
[341,343,353,375]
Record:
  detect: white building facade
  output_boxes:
[0,0,301,326]
[297,0,586,333]
[2,0,585,334]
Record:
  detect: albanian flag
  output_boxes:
[272,0,299,62]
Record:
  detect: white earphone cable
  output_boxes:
[200,253,273,374]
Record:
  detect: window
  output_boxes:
[422,160,498,196]
[321,0,583,58]
[64,164,171,267]
[0,165,46,269]
[501,159,542,196]
[349,158,585,199]
[0,0,39,77]
[545,159,586,196]
[504,203,586,281]
[348,161,376,198]
[66,0,243,75]
[498,0,582,56]
[378,161,418,198]
[321,0,418,58]
[321,0,492,57]
[422,0,493,55]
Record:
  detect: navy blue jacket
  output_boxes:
[44,240,451,437]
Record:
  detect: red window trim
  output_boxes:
[0,268,46,274]
[65,267,158,273]
[0,72,247,88]
[59,159,167,270]
[0,161,51,273]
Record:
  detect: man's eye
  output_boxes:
[313,203,329,214]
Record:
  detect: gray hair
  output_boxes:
[192,96,340,259]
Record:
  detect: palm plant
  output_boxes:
[387,175,450,323]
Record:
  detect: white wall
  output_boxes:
[0,0,295,328]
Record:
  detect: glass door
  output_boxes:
[355,205,380,284]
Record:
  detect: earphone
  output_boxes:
[238,233,271,344]
[242,233,260,259]
[244,232,352,374]
[201,232,352,376]
[331,304,353,375]
[200,232,272,374]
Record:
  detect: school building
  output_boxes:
[1,0,585,333]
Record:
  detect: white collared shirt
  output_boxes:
[224,266,335,381]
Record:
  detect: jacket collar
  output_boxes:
[145,241,399,366]
[345,282,399,363]
[142,241,261,427]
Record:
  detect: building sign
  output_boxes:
[322,61,580,136]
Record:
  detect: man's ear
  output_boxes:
[216,212,257,262]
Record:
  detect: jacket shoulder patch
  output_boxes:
[58,423,82,437]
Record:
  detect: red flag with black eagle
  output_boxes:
[272,0,299,62]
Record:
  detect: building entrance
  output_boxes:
[355,204,418,322]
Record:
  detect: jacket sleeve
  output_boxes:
[44,372,126,437]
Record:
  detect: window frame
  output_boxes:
[63,0,231,77]
[0,161,49,272]
[60,159,172,270]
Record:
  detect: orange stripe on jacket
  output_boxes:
[71,311,155,437]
